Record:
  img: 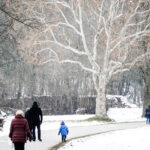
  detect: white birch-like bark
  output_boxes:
[95,74,107,118]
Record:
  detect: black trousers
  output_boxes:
[14,142,25,150]
[32,123,41,140]
[62,135,66,142]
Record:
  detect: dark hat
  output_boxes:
[33,101,37,105]
[32,101,38,107]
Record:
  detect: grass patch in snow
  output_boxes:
[83,117,112,122]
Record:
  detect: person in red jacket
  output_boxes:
[9,110,32,150]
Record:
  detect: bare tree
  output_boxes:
[0,0,42,71]
[19,0,150,118]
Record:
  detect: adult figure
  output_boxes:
[25,108,32,132]
[30,101,43,141]
[9,110,32,150]
[145,105,150,124]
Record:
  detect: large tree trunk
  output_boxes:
[95,78,107,118]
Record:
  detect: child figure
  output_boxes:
[58,121,69,142]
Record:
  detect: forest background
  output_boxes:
[0,0,150,118]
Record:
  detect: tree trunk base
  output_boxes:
[90,116,112,122]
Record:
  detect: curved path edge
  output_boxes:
[49,121,147,150]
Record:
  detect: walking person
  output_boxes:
[58,121,69,142]
[30,101,43,141]
[145,105,150,124]
[25,108,32,132]
[9,110,32,150]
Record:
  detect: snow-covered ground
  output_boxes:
[0,107,147,150]
[0,93,147,150]
[59,126,150,150]
[107,108,144,122]
[55,108,147,150]
[0,108,145,138]
[42,108,145,131]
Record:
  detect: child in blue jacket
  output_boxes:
[58,121,69,142]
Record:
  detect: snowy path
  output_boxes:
[0,121,146,150]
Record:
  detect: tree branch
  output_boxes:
[0,7,35,29]
[60,59,98,74]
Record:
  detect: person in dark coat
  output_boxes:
[58,121,69,142]
[145,105,150,124]
[9,110,32,150]
[25,108,32,132]
[30,101,43,141]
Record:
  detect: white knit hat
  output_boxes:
[16,110,24,117]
